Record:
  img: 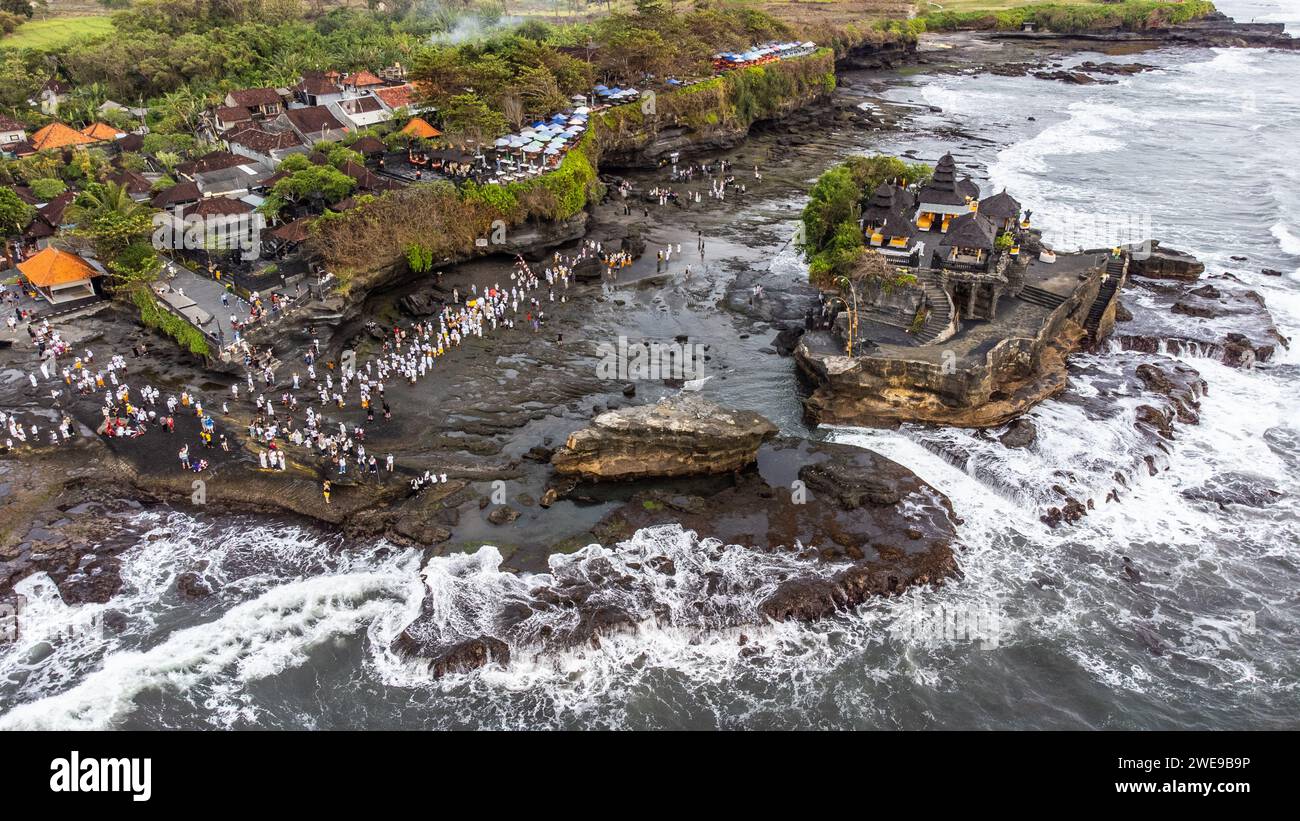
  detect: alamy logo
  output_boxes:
[152,208,266,261]
[50,751,152,802]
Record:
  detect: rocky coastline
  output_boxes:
[1,17,1293,647]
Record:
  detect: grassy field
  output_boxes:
[1,16,114,50]
[918,0,1104,11]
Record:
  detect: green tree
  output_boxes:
[0,186,34,238]
[0,52,42,110]
[68,181,156,262]
[259,164,356,218]
[438,92,508,145]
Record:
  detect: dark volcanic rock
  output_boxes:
[1135,361,1205,424]
[393,633,510,678]
[176,571,215,599]
[998,418,1038,449]
[55,556,123,605]
[772,324,806,356]
[798,452,907,508]
[398,283,448,317]
[1129,242,1205,281]
[1119,273,1289,367]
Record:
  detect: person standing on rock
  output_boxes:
[322,480,331,505]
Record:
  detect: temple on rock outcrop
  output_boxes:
[914,153,979,233]
[796,152,1131,428]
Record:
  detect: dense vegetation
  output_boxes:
[311,125,603,283]
[594,47,836,158]
[0,2,883,304]
[800,154,932,285]
[919,0,1217,34]
[313,42,832,281]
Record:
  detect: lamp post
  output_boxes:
[829,276,861,358]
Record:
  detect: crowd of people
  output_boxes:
[3,150,771,507]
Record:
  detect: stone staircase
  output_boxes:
[1085,257,1127,340]
[914,270,953,345]
[1017,284,1067,310]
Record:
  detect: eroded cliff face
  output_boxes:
[796,328,1084,429]
[595,50,839,169]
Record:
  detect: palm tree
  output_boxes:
[157,88,204,137]
[67,181,156,274]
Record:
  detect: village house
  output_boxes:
[17,191,75,257]
[280,105,349,145]
[223,123,306,167]
[341,70,385,94]
[194,162,274,199]
[294,71,348,108]
[28,122,97,153]
[105,168,155,202]
[329,94,392,130]
[372,83,429,115]
[0,114,26,153]
[98,100,149,121]
[213,105,254,133]
[151,180,202,210]
[80,122,127,148]
[16,244,104,305]
[37,78,72,116]
[223,88,285,120]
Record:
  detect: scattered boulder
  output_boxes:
[176,571,215,599]
[1128,242,1204,281]
[552,394,778,481]
[998,418,1038,449]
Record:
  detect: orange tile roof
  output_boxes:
[30,122,97,152]
[80,122,126,142]
[347,71,384,87]
[373,84,418,110]
[17,246,101,288]
[399,117,441,140]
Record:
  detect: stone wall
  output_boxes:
[796,258,1107,426]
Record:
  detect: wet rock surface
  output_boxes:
[1129,243,1206,281]
[1183,472,1284,510]
[1120,270,1290,367]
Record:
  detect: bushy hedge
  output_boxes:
[595,48,836,158]
[131,287,211,357]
